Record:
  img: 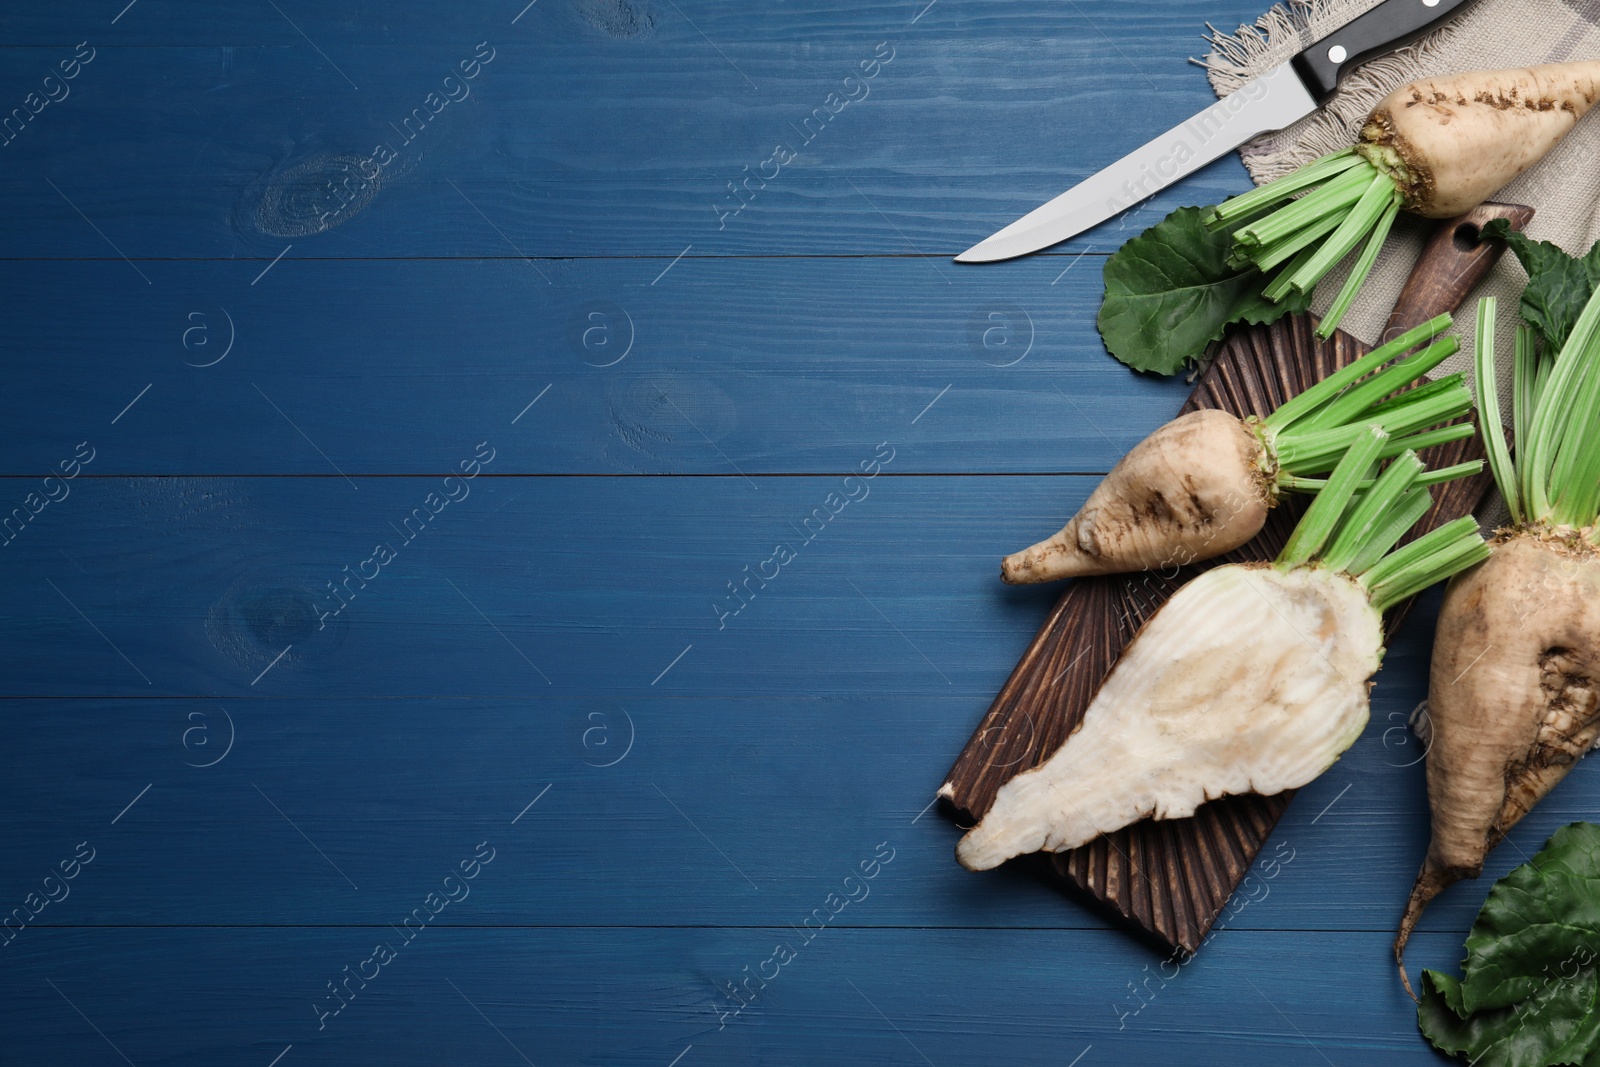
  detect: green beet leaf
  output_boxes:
[1482,220,1600,355]
[1419,822,1600,1066]
[1097,205,1310,376]
[1420,969,1600,1067]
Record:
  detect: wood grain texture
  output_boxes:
[0,927,1478,1065]
[0,595,1442,930]
[942,205,1531,956]
[9,175,1246,260]
[0,257,1194,477]
[0,473,1107,697]
[0,0,1269,259]
[0,0,1557,1061]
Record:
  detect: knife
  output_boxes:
[955,0,1480,263]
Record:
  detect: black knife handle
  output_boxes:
[1291,0,1480,102]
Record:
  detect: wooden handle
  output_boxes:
[1378,201,1535,343]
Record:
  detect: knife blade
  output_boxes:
[955,0,1481,263]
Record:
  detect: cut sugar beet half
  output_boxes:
[961,427,1488,872]
[1003,314,1481,583]
[1208,62,1600,338]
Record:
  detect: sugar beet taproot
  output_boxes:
[1003,316,1479,584]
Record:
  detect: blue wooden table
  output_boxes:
[0,2,1580,1063]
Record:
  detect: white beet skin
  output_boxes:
[1000,409,1274,584]
[1361,62,1600,218]
[957,564,1383,872]
[1395,530,1600,996]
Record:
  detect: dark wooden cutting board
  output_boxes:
[940,202,1534,956]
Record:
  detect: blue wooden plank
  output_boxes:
[0,257,1193,476]
[0,0,1272,48]
[0,0,1266,258]
[0,473,1090,695]
[0,176,1233,259]
[0,927,1479,1065]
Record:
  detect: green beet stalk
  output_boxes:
[1286,172,1400,295]
[1321,451,1425,573]
[1277,462,1483,494]
[1256,314,1478,477]
[1472,299,1519,524]
[1340,487,1434,576]
[1207,150,1403,337]
[1266,316,1451,432]
[1233,164,1378,252]
[1277,426,1387,570]
[1512,280,1600,523]
[1204,149,1363,229]
[1318,197,1402,339]
[1274,429,1487,612]
[1362,517,1490,614]
[1296,337,1460,433]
